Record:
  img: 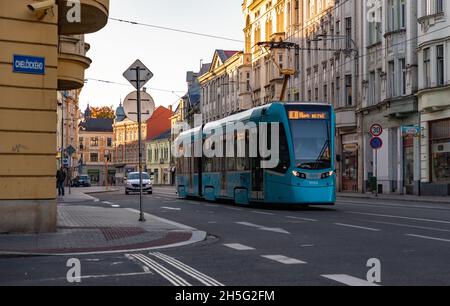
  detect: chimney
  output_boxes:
[142,87,147,92]
[168,105,172,111]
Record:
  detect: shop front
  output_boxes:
[341,134,359,192]
[430,119,450,186]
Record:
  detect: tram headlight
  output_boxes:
[321,171,335,179]
[292,171,307,179]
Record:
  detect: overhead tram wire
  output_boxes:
[84,78,185,95]
[109,17,244,43]
[288,23,450,91]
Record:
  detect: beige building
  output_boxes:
[243,0,290,106]
[0,0,109,233]
[112,114,147,184]
[78,106,114,186]
[146,130,172,185]
[198,50,252,123]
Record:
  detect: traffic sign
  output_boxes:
[370,137,383,150]
[123,90,155,122]
[66,145,76,156]
[370,124,383,137]
[123,59,153,90]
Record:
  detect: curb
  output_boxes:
[0,209,207,257]
[337,195,450,204]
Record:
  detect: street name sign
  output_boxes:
[13,55,45,75]
[123,59,153,90]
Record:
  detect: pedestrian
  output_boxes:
[56,167,67,196]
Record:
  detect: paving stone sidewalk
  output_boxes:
[0,204,205,256]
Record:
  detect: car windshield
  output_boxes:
[287,108,332,170]
[128,173,150,180]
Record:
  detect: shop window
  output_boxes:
[431,120,450,183]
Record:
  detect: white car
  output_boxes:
[125,172,153,195]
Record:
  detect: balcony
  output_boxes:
[58,35,92,90]
[58,0,109,35]
[335,107,357,130]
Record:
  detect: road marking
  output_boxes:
[111,204,121,208]
[337,199,450,211]
[286,216,318,222]
[226,207,243,211]
[335,223,381,232]
[348,211,450,225]
[150,252,224,286]
[36,272,153,282]
[223,243,255,251]
[161,207,181,211]
[406,234,450,243]
[251,211,275,216]
[322,274,380,286]
[103,201,113,205]
[129,254,192,286]
[261,255,306,265]
[237,222,290,234]
[361,220,450,233]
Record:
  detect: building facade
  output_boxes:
[147,130,172,185]
[78,106,114,186]
[360,0,421,195]
[0,0,109,233]
[243,0,290,106]
[285,0,363,192]
[417,0,450,196]
[199,50,252,123]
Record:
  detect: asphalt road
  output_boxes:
[1,187,450,286]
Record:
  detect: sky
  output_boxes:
[79,0,244,112]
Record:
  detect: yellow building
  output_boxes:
[0,0,109,233]
[242,0,289,105]
[146,130,172,185]
[112,113,147,184]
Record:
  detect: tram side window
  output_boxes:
[269,124,290,173]
[236,130,250,171]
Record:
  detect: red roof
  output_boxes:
[146,106,173,141]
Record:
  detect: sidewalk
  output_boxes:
[337,192,450,204]
[0,203,205,256]
[57,187,119,203]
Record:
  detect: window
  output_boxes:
[90,153,98,163]
[437,45,444,86]
[345,75,352,106]
[369,71,376,105]
[90,137,99,147]
[389,61,396,96]
[400,58,407,95]
[107,137,112,147]
[400,0,406,28]
[436,0,444,13]
[424,48,431,87]
[345,17,352,50]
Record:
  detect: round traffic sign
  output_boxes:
[123,91,155,122]
[370,137,383,150]
[370,124,383,137]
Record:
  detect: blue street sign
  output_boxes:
[401,125,421,137]
[370,137,383,150]
[13,55,45,75]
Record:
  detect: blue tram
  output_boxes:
[175,102,336,206]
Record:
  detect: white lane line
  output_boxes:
[130,254,192,286]
[261,255,306,265]
[236,222,290,234]
[111,204,121,208]
[406,234,450,243]
[361,220,450,233]
[226,207,243,211]
[102,201,113,205]
[322,274,380,286]
[251,211,275,216]
[335,223,381,232]
[223,243,255,251]
[150,252,224,286]
[286,216,318,222]
[161,207,181,211]
[348,211,450,225]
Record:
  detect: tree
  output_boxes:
[90,106,115,119]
